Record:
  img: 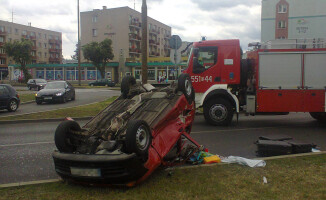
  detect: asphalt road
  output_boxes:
[0,113,325,184]
[0,88,120,117]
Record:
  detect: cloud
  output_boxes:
[190,0,260,11]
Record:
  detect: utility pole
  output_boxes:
[77,0,81,86]
[141,0,148,84]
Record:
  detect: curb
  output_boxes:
[0,152,324,188]
[21,100,35,105]
[0,179,61,188]
[0,116,93,124]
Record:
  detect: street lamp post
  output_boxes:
[77,0,81,86]
[141,0,148,84]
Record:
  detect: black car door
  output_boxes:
[0,86,10,109]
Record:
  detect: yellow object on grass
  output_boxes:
[203,155,221,164]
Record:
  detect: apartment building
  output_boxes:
[0,20,62,71]
[261,0,326,42]
[80,6,172,62]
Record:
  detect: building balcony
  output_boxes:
[49,39,56,44]
[32,46,37,50]
[0,31,7,36]
[129,22,141,29]
[164,44,170,49]
[49,57,60,62]
[31,56,37,60]
[129,48,141,54]
[30,35,36,40]
[0,42,4,46]
[129,34,141,41]
[149,40,159,46]
[0,53,6,58]
[164,34,170,38]
[49,48,57,53]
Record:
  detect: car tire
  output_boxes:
[7,99,18,112]
[177,73,194,103]
[62,96,67,103]
[121,76,136,98]
[71,93,76,101]
[36,100,42,105]
[54,120,81,153]
[125,120,152,159]
[204,98,234,126]
[310,112,326,122]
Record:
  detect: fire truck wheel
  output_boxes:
[204,98,234,126]
[125,120,152,159]
[178,73,194,103]
[121,76,136,98]
[309,112,326,122]
[54,120,81,153]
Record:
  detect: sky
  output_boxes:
[0,0,261,59]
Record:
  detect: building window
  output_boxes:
[44,34,47,39]
[22,30,27,35]
[92,15,97,23]
[44,43,47,48]
[0,26,4,32]
[0,37,4,42]
[0,59,6,64]
[31,51,35,56]
[278,4,287,13]
[38,33,42,38]
[49,35,53,39]
[92,29,97,37]
[278,21,286,29]
[38,52,42,57]
[55,36,59,40]
[31,32,35,37]
[15,29,19,35]
[38,42,41,47]
[0,48,5,54]
[44,52,47,58]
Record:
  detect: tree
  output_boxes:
[82,39,114,79]
[71,43,80,60]
[4,39,33,83]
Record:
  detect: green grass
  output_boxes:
[0,96,118,121]
[19,93,36,103]
[0,154,325,200]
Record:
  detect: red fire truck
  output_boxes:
[184,39,326,125]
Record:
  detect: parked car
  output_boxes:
[27,79,47,90]
[0,84,20,112]
[35,81,75,104]
[52,74,200,186]
[88,79,116,87]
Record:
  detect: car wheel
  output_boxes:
[177,73,194,103]
[71,93,76,101]
[54,120,81,153]
[7,99,18,112]
[121,76,136,98]
[204,98,234,126]
[125,120,152,159]
[36,100,42,105]
[310,112,326,122]
[62,96,67,103]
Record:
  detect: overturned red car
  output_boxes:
[52,74,201,186]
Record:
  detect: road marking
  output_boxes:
[191,125,299,134]
[0,141,54,148]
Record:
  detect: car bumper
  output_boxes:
[36,96,62,102]
[52,151,148,185]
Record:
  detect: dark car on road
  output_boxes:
[27,79,47,91]
[88,79,115,87]
[35,81,75,104]
[0,84,20,112]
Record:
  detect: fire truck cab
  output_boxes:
[184,39,326,125]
